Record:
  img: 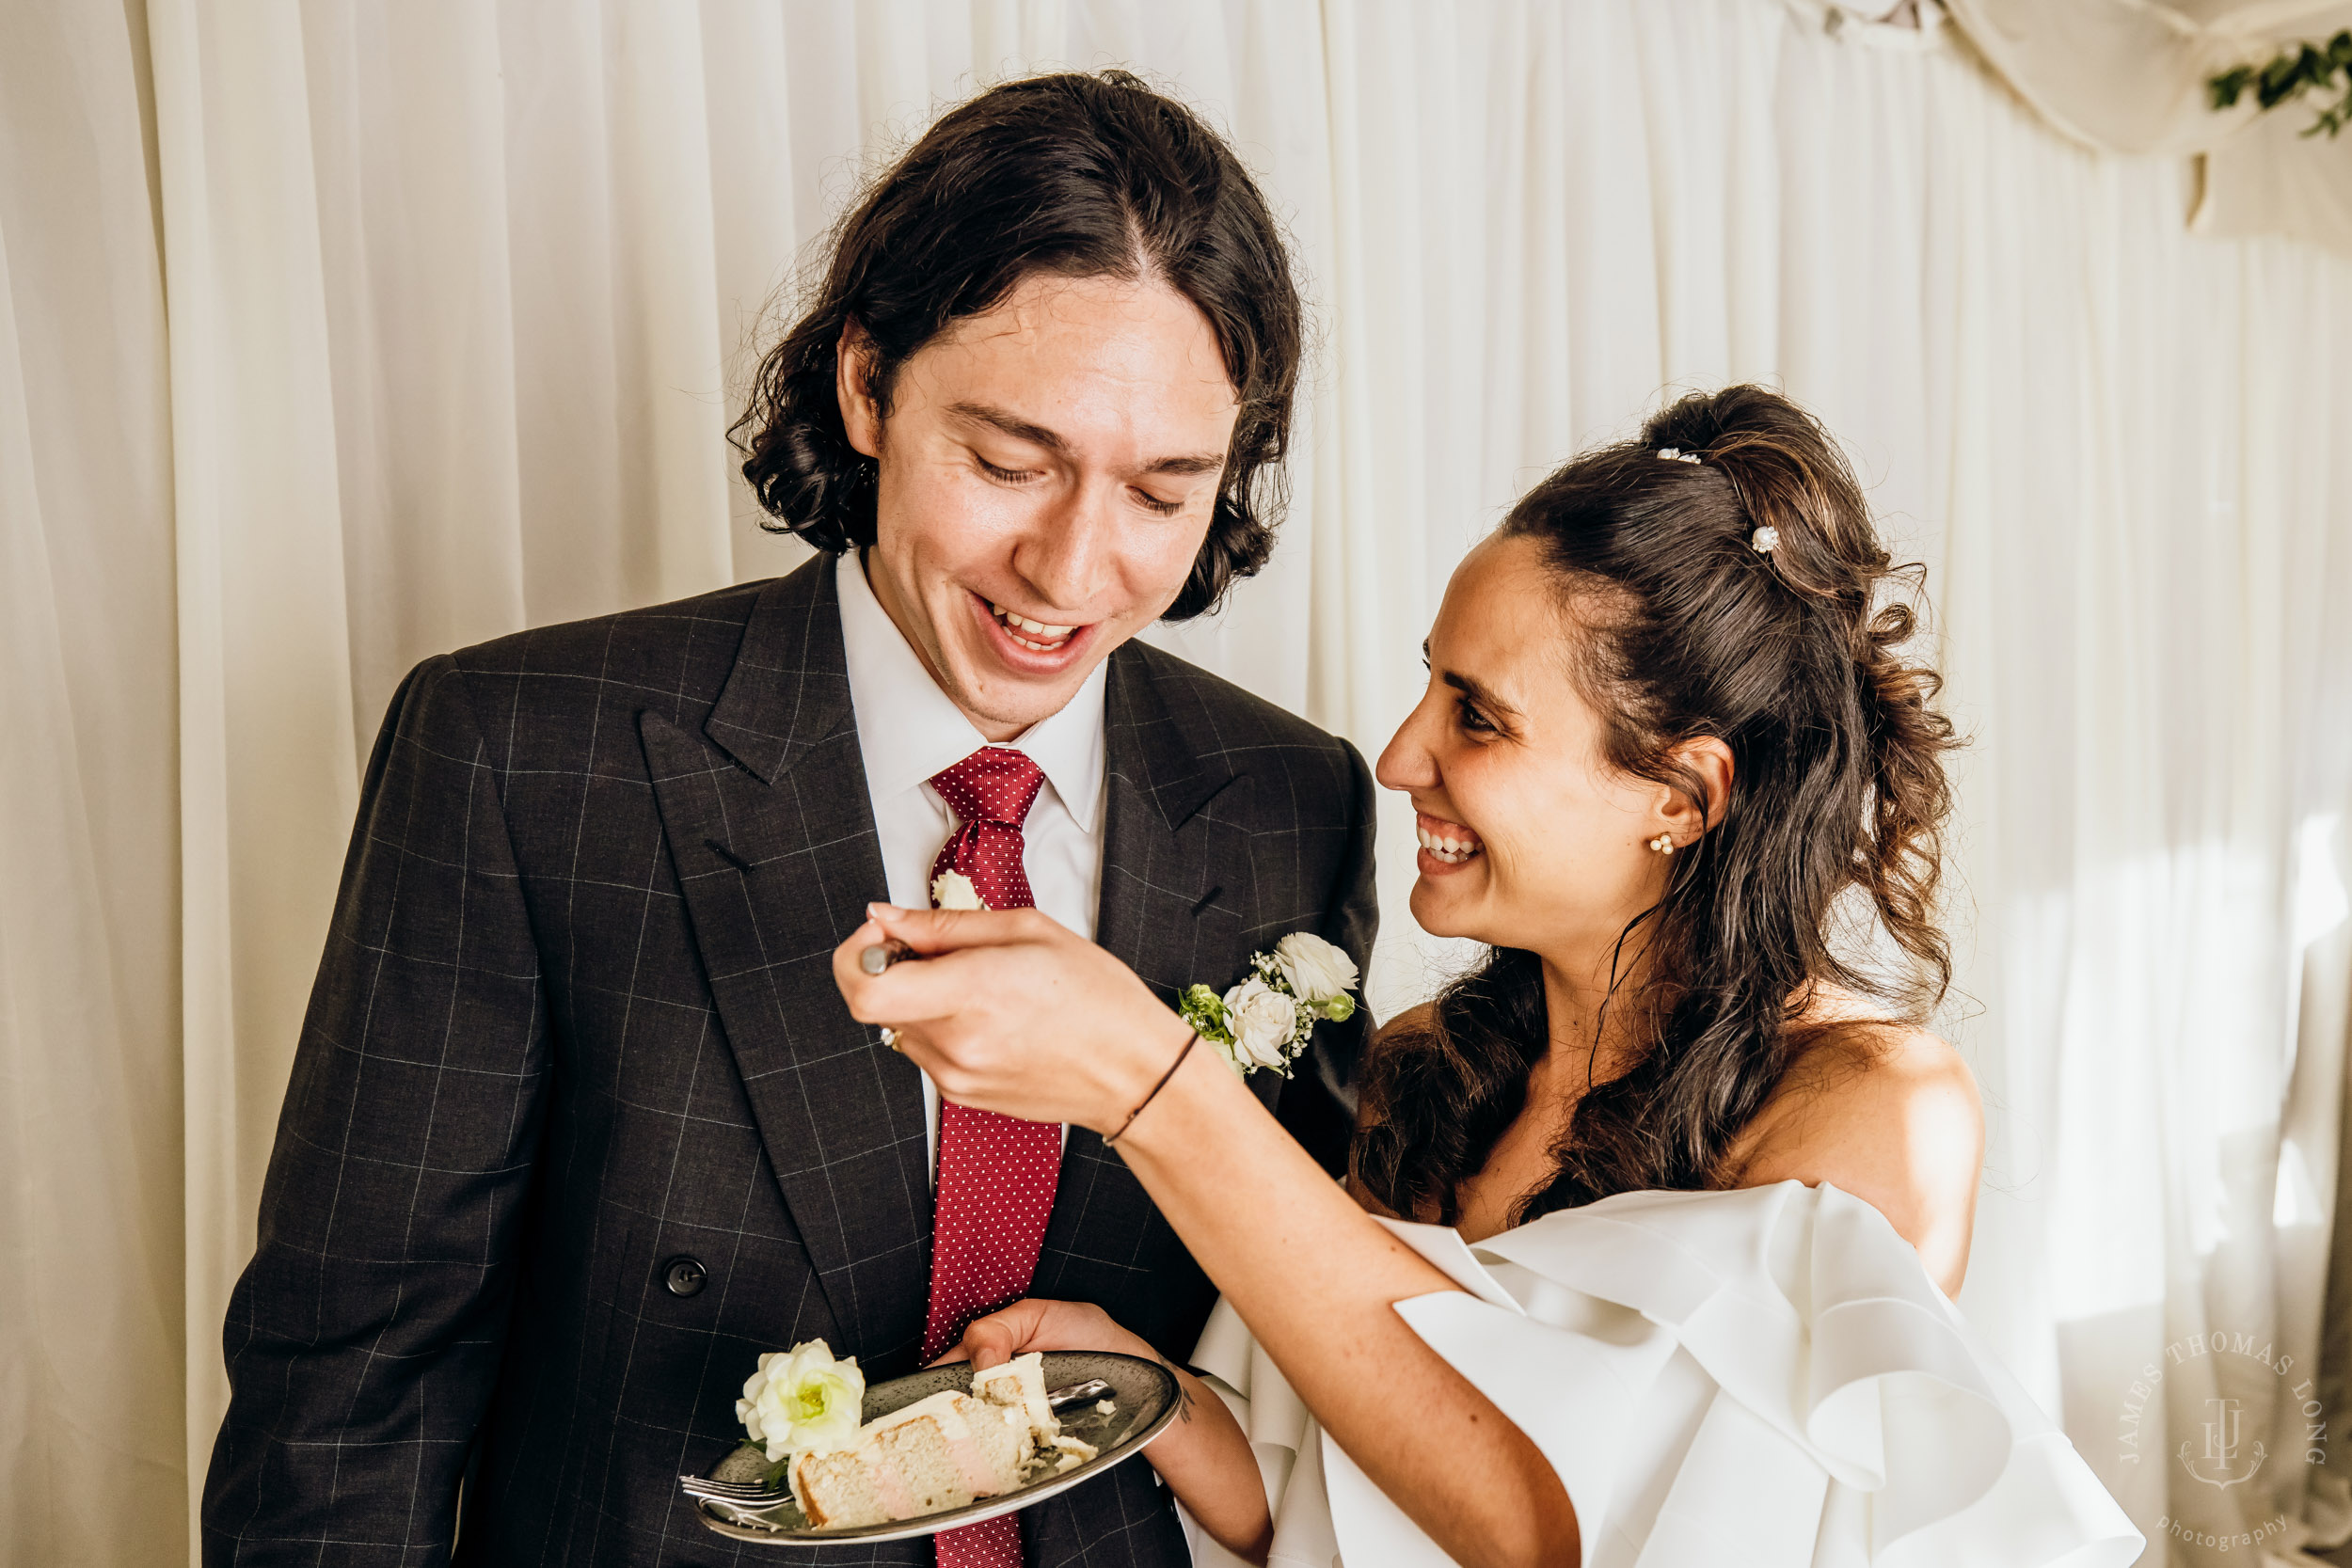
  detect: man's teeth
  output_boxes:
[1416,824,1483,863]
[991,602,1075,652]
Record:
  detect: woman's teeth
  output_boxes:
[992,602,1076,652]
[1417,822,1483,863]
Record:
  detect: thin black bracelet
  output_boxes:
[1104,1027,1200,1148]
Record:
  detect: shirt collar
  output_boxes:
[834,550,1107,830]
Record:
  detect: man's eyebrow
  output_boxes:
[946,399,1225,478]
[949,400,1069,454]
[1139,451,1228,477]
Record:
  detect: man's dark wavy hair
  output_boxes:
[730,71,1302,620]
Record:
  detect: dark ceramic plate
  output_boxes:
[692,1350,1182,1544]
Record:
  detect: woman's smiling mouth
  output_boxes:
[1416,812,1484,865]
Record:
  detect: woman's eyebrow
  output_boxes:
[1425,639,1518,717]
[1441,667,1518,718]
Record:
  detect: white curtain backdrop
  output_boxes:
[4,3,2349,1564]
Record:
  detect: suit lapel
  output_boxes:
[1089,641,1248,993]
[1097,644,1267,1083]
[1038,646,1271,1329]
[639,558,931,1370]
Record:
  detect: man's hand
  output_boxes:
[927,1298,1154,1370]
[830,903,1196,1132]
[935,1296,1269,1563]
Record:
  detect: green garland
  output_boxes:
[2208,30,2352,139]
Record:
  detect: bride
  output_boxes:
[831,385,2140,1568]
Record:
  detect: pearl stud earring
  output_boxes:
[1648,833,1675,853]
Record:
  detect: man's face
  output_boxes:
[839,272,1241,741]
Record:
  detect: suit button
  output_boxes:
[662,1256,707,1297]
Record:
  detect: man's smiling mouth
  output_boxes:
[989,599,1082,653]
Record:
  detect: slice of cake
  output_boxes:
[969,1353,1104,1473]
[788,1352,1063,1529]
[969,1353,1057,1435]
[787,1388,1027,1528]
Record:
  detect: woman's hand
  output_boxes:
[830,903,1196,1132]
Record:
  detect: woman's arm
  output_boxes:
[941,1299,1274,1563]
[1110,1037,1580,1568]
[835,906,1581,1568]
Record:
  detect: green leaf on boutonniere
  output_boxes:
[1178,983,1232,1043]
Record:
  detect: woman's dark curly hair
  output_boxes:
[1352,385,1962,1227]
[730,71,1302,619]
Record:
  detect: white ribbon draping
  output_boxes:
[1938,0,2352,255]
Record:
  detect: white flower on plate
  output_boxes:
[737,1338,866,1463]
[931,870,985,911]
[1221,978,1297,1071]
[1271,931,1359,1006]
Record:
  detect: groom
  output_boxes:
[202,71,1376,1568]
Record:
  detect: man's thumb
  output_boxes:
[961,1316,1018,1371]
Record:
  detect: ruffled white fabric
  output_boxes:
[1186,1181,2141,1568]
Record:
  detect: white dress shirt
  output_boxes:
[835,549,1107,1180]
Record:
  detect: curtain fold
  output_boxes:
[143,15,364,1558]
[0,1,184,1559]
[3,3,2348,1564]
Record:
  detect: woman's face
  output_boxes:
[1375,533,1677,958]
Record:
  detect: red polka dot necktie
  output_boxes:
[923,747,1057,1568]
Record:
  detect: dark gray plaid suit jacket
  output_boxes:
[201,554,1377,1567]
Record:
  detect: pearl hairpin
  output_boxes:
[1750,525,1780,554]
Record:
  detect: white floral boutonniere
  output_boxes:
[1178,931,1360,1076]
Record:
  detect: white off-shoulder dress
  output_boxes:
[1185,1180,2141,1568]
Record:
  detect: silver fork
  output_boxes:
[680,1379,1116,1511]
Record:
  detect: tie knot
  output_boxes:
[930,747,1045,829]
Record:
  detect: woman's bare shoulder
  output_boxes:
[1725,994,1983,1294]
